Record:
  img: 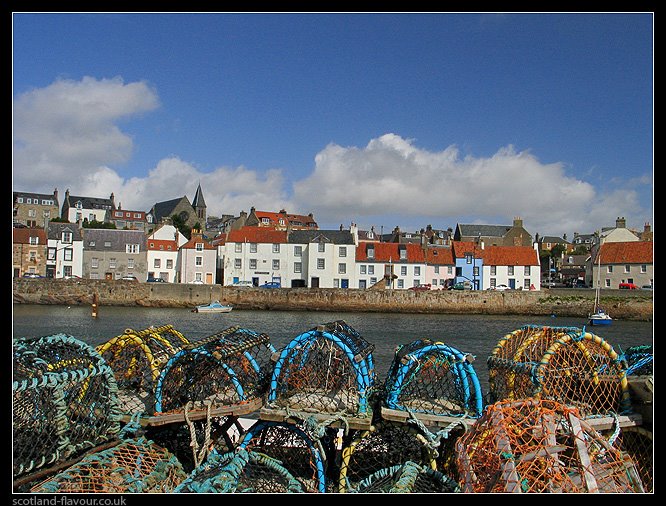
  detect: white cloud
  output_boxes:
[13,76,159,189]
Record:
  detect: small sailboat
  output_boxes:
[589,254,612,326]
[192,300,233,313]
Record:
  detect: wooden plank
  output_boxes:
[125,397,264,427]
[258,407,372,430]
[582,413,642,431]
[491,409,522,493]
[517,445,568,463]
[380,406,476,430]
[456,441,479,493]
[568,413,598,493]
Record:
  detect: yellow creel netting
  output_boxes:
[455,398,645,493]
[615,426,653,493]
[487,325,630,416]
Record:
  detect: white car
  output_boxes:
[190,279,204,285]
[488,284,511,291]
[229,281,254,288]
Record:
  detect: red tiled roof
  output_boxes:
[226,227,288,244]
[355,242,425,263]
[452,241,483,258]
[598,241,653,264]
[13,228,47,244]
[425,247,455,265]
[254,210,317,227]
[481,246,540,266]
[181,234,216,250]
[147,239,177,251]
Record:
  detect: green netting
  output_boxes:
[349,461,460,493]
[13,334,122,478]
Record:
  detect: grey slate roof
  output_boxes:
[540,236,569,244]
[150,197,189,222]
[66,195,114,210]
[288,230,355,245]
[457,224,511,238]
[192,184,206,208]
[47,223,83,241]
[14,191,59,207]
[82,228,147,251]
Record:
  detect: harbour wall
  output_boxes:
[12,279,653,321]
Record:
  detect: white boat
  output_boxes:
[193,300,233,313]
[588,254,612,326]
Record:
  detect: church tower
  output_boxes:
[192,183,207,227]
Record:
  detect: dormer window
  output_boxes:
[62,231,72,244]
[195,243,204,251]
[75,201,83,209]
[367,246,374,259]
[279,218,285,226]
[261,217,270,224]
[29,236,39,245]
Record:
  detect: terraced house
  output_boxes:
[355,242,427,289]
[81,229,147,280]
[13,189,60,228]
[13,228,47,278]
[222,227,288,287]
[61,189,116,225]
[590,241,653,289]
[47,223,83,279]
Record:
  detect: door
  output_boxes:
[252,277,259,287]
[311,277,320,288]
[206,273,213,284]
[359,280,367,289]
[508,278,516,289]
[341,279,349,289]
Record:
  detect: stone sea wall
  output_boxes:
[12,279,653,321]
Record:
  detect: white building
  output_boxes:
[288,230,357,288]
[481,245,541,290]
[222,227,289,286]
[178,230,217,284]
[46,223,84,279]
[355,242,428,289]
[146,224,188,282]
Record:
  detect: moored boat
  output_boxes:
[193,300,232,313]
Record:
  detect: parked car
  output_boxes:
[147,276,166,283]
[451,281,473,290]
[22,272,42,278]
[408,283,431,291]
[120,275,138,282]
[260,281,281,289]
[63,275,82,280]
[619,282,639,290]
[641,284,653,290]
[228,281,254,288]
[190,279,205,285]
[487,284,510,291]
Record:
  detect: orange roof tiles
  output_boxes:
[598,241,653,264]
[355,242,425,263]
[226,227,288,244]
[13,229,47,244]
[146,239,177,251]
[481,246,540,266]
[452,241,482,258]
[425,247,455,265]
[181,234,216,250]
[254,210,316,227]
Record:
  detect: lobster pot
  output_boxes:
[487,325,630,416]
[616,426,653,493]
[154,327,273,419]
[623,345,653,376]
[239,421,327,493]
[31,437,187,493]
[338,420,438,493]
[350,461,459,493]
[96,325,190,417]
[175,447,304,493]
[455,398,645,493]
[265,321,376,419]
[384,339,484,418]
[13,334,121,478]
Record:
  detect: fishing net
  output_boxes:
[383,339,484,418]
[622,345,653,376]
[265,321,376,420]
[13,334,121,479]
[239,420,327,493]
[154,326,274,417]
[455,398,645,493]
[349,461,460,493]
[175,447,305,493]
[337,420,438,493]
[96,324,190,418]
[30,437,187,493]
[615,426,653,493]
[487,325,630,416]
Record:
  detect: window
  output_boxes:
[115,211,123,217]
[339,246,347,257]
[134,213,141,218]
[91,257,99,268]
[249,259,257,269]
[624,265,631,273]
[294,262,302,273]
[154,258,161,268]
[401,266,407,276]
[605,279,611,288]
[279,218,285,226]
[465,253,472,264]
[90,273,99,280]
[368,265,374,275]
[439,279,446,286]
[195,272,202,281]
[43,210,50,218]
[29,251,36,261]
[317,258,325,269]
[432,279,437,286]
[166,259,173,269]
[607,265,613,273]
[126,244,139,254]
[338,263,346,274]
[273,259,280,270]
[414,266,421,276]
[250,243,257,253]
[473,266,479,276]
[17,197,23,203]
[333,279,340,288]
[234,259,242,269]
[89,241,96,247]
[76,212,82,222]
[28,209,36,217]
[568,256,574,264]
[128,258,134,269]
[370,277,377,285]
[490,278,496,288]
[126,212,131,218]
[524,278,530,289]
[63,266,72,277]
[318,242,325,253]
[195,256,203,266]
[524,266,531,276]
[448,266,453,275]
[47,248,56,260]
[109,258,117,269]
[29,236,39,245]
[508,266,514,276]
[273,243,280,253]
[641,265,647,273]
[400,249,407,259]
[62,232,72,244]
[261,217,270,224]
[104,241,111,248]
[360,265,367,275]
[195,243,204,251]
[490,266,496,276]
[235,243,242,253]
[397,279,404,289]
[367,247,374,259]
[294,246,302,257]
[434,266,440,274]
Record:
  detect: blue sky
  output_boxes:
[12,12,653,238]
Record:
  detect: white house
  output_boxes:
[287,230,357,288]
[46,223,84,279]
[599,217,640,244]
[481,245,541,290]
[223,227,289,286]
[178,230,217,284]
[355,242,428,289]
[146,224,188,282]
[60,189,115,224]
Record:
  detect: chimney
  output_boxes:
[644,222,651,233]
[339,224,344,231]
[513,216,523,228]
[53,188,58,203]
[616,217,626,228]
[110,192,115,207]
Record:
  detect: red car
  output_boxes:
[619,282,639,290]
[408,283,431,291]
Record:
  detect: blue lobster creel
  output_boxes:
[267,320,376,416]
[622,345,653,376]
[174,447,305,493]
[384,339,483,418]
[13,334,122,479]
[239,420,327,493]
[154,326,274,416]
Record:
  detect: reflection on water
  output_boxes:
[12,304,653,394]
